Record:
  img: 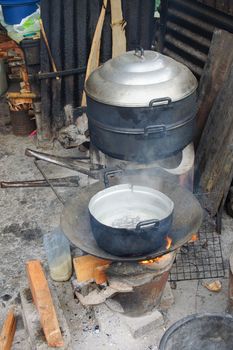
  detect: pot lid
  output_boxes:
[85,49,198,107]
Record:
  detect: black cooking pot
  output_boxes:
[88,184,174,257]
[85,49,198,163]
[87,94,196,162]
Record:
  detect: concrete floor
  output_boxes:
[0,128,233,349]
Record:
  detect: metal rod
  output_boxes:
[34,160,65,205]
[36,67,86,80]
[1,177,80,188]
[25,148,99,178]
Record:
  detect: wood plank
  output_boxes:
[195,61,233,216]
[26,260,64,347]
[0,310,16,350]
[110,0,126,58]
[195,29,233,147]
[73,255,110,283]
[81,0,108,106]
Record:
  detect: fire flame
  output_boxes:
[165,236,172,250]
[139,236,172,265]
[140,256,164,265]
[190,233,198,242]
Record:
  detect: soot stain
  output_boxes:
[2,222,42,241]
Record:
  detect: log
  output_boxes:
[26,260,64,347]
[0,310,16,350]
[195,29,233,146]
[195,62,233,216]
[73,255,111,284]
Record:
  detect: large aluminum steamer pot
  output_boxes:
[85,48,198,162]
[88,184,174,257]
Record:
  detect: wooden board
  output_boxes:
[0,310,16,350]
[73,255,110,283]
[195,62,233,216]
[110,0,126,58]
[26,260,64,347]
[81,0,108,106]
[195,29,233,147]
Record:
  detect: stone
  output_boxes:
[20,287,71,350]
[122,310,164,339]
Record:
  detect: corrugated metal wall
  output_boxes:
[198,0,233,16]
[40,0,155,132]
[159,0,233,79]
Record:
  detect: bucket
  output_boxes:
[10,110,36,136]
[159,314,233,350]
[0,0,39,25]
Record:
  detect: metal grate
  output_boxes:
[169,194,226,282]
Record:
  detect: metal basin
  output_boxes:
[159,314,233,350]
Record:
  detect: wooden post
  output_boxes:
[110,0,126,58]
[195,29,233,147]
[26,260,64,347]
[195,62,233,216]
[0,310,16,350]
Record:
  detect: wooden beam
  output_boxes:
[195,29,233,147]
[73,255,111,284]
[0,310,16,350]
[81,0,108,106]
[26,260,64,348]
[195,61,233,216]
[110,0,126,58]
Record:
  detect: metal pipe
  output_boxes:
[1,177,80,188]
[35,67,86,80]
[25,148,101,179]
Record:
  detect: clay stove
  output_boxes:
[105,252,176,317]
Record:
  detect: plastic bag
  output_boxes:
[0,6,40,43]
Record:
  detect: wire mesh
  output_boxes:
[169,193,226,282]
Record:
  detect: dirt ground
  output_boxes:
[0,128,233,349]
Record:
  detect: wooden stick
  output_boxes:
[26,260,64,347]
[110,0,126,58]
[81,0,108,106]
[0,310,16,350]
[39,19,59,80]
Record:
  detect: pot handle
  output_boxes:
[134,47,144,59]
[104,169,124,187]
[149,97,172,107]
[136,219,159,231]
[144,125,166,136]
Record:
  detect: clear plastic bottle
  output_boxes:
[43,227,72,282]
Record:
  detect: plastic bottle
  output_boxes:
[43,227,72,282]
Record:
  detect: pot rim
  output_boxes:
[88,184,174,230]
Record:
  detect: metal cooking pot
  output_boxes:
[85,49,198,162]
[88,184,174,257]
